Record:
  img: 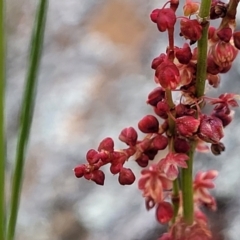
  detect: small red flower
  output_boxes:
[211,41,238,68]
[176,116,200,137]
[150,8,176,32]
[155,60,180,90]
[156,201,174,224]
[138,164,172,204]
[193,170,218,210]
[198,115,224,144]
[180,19,202,42]
[158,152,189,180]
[175,43,192,64]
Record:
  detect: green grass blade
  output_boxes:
[0,0,5,239]
[7,1,48,239]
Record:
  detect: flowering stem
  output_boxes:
[0,0,5,239]
[195,0,211,98]
[182,141,196,225]
[6,1,48,239]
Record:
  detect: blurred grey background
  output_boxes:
[5,0,240,240]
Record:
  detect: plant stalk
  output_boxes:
[182,0,211,225]
[7,1,48,239]
[0,0,5,239]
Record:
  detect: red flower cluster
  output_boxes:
[74,0,239,239]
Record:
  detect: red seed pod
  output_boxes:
[233,31,240,50]
[175,43,192,64]
[198,115,224,144]
[217,27,232,43]
[155,60,180,90]
[147,87,165,106]
[98,137,114,152]
[118,168,136,185]
[156,202,174,224]
[138,115,159,133]
[119,127,138,146]
[176,116,200,137]
[174,137,190,153]
[74,164,86,178]
[150,8,176,32]
[154,101,169,119]
[151,135,168,150]
[180,19,202,42]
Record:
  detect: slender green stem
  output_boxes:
[195,0,211,98]
[7,1,48,239]
[182,0,211,225]
[0,0,5,239]
[181,141,196,225]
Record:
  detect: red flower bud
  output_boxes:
[154,101,169,119]
[90,170,105,185]
[138,115,159,133]
[176,116,200,137]
[151,135,168,150]
[151,8,176,32]
[119,127,138,146]
[155,60,180,90]
[233,31,240,50]
[74,164,86,178]
[150,9,159,23]
[198,115,224,143]
[175,43,192,64]
[217,27,232,43]
[118,168,136,185]
[98,137,114,152]
[212,109,234,127]
[136,154,149,167]
[174,137,190,153]
[180,19,202,42]
[156,202,174,224]
[86,149,99,164]
[147,87,165,106]
[151,53,167,70]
